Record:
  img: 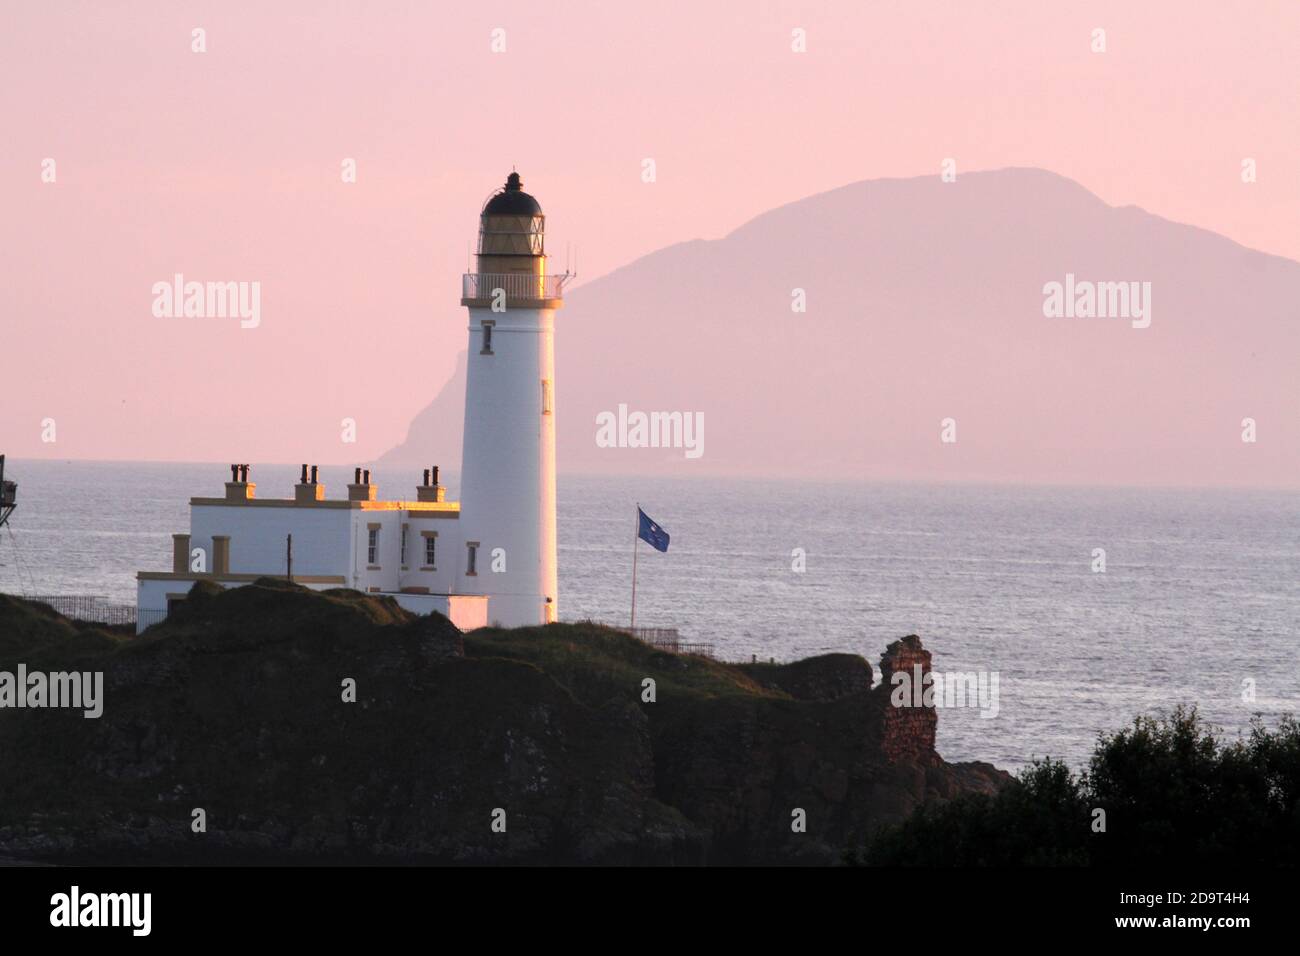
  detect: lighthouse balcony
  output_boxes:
[461,272,571,308]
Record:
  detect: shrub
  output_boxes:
[854,706,1300,866]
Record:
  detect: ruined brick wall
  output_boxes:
[877,635,938,764]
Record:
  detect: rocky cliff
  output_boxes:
[0,580,1007,864]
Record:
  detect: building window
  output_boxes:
[481,321,494,355]
[367,527,379,566]
[400,524,408,566]
[466,541,479,576]
[424,534,437,568]
[541,378,552,415]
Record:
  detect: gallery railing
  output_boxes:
[461,272,572,301]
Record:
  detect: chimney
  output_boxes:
[225,462,255,501]
[348,466,377,502]
[211,535,231,576]
[417,464,446,503]
[295,463,324,504]
[172,533,191,574]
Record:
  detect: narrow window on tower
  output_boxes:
[367,525,380,568]
[541,378,552,415]
[400,524,408,567]
[466,541,479,576]
[480,320,494,355]
[422,531,437,570]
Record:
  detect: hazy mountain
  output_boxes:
[376,350,465,473]
[381,168,1300,486]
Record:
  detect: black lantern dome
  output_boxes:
[478,171,545,258]
[482,171,542,217]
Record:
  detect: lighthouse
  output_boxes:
[458,172,570,627]
[132,173,569,634]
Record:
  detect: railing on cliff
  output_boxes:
[21,594,137,627]
[619,625,716,659]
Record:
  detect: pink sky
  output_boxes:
[2,1,1298,467]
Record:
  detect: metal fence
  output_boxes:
[461,272,571,301]
[623,626,716,659]
[629,626,680,642]
[648,640,717,658]
[22,594,137,626]
[135,608,169,631]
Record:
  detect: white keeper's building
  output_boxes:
[136,171,570,633]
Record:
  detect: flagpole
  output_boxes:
[630,503,640,630]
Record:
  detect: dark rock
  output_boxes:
[0,582,1010,865]
[737,652,873,701]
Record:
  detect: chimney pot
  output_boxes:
[300,464,309,484]
[348,469,376,502]
[311,465,319,485]
[416,464,445,503]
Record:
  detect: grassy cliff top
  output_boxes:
[465,621,788,704]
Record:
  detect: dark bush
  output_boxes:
[854,707,1300,866]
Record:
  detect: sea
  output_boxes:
[1,459,1296,772]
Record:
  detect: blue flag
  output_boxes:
[637,507,670,552]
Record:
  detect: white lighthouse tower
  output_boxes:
[458,172,569,627]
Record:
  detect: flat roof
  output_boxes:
[190,498,460,516]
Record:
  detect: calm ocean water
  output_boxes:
[1,459,1297,770]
